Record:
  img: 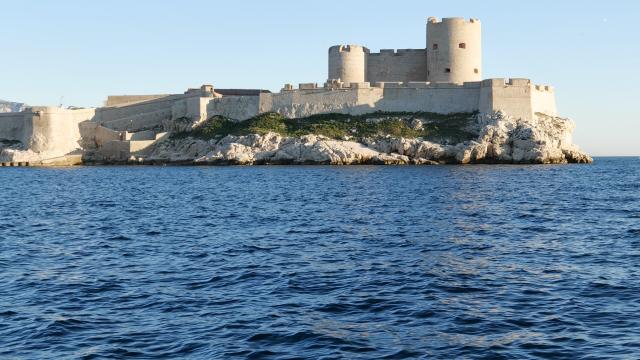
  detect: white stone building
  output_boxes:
[0,16,561,164]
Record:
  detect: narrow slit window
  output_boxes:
[445,68,451,73]
[459,43,466,49]
[432,44,438,50]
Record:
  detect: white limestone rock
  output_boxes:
[144,110,591,165]
[465,111,592,164]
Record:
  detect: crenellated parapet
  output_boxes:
[534,85,555,93]
[479,78,557,119]
[368,49,427,57]
[480,78,555,93]
[427,17,480,24]
[285,80,487,92]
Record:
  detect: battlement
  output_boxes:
[299,83,319,90]
[374,81,481,89]
[285,80,485,93]
[369,49,427,57]
[328,45,370,54]
[478,78,554,92]
[507,78,531,86]
[427,17,480,24]
[481,78,531,87]
[534,84,555,93]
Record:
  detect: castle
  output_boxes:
[328,17,482,85]
[0,17,560,165]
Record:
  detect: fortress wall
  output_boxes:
[376,84,480,113]
[0,113,30,142]
[531,85,557,116]
[105,95,171,107]
[95,126,121,147]
[480,78,535,121]
[367,49,428,83]
[96,94,196,125]
[169,96,209,125]
[106,93,192,109]
[208,78,551,125]
[94,92,218,132]
[99,108,174,132]
[255,84,481,119]
[99,140,130,161]
[258,89,382,119]
[104,94,171,107]
[187,97,209,122]
[95,93,208,132]
[206,96,260,121]
[27,107,96,155]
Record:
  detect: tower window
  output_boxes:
[432,44,438,50]
[459,43,466,49]
[445,68,451,73]
[474,68,479,74]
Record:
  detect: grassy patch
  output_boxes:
[177,111,477,143]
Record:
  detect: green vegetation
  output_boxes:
[179,111,477,143]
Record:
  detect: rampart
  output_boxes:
[0,107,95,160]
[253,82,478,119]
[95,93,208,132]
[0,113,30,143]
[201,79,556,121]
[105,94,171,107]
[367,49,428,83]
[532,84,557,116]
[479,78,556,120]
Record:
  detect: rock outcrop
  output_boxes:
[141,112,592,165]
[0,100,25,113]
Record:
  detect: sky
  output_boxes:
[1,0,638,156]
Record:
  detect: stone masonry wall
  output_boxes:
[0,113,30,143]
[367,49,428,83]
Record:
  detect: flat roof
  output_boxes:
[215,89,272,96]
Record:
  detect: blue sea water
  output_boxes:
[0,158,639,359]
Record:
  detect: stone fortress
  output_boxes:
[0,17,564,165]
[329,17,482,85]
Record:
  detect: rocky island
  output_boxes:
[0,17,591,166]
[138,111,590,165]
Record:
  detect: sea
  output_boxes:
[1,157,638,359]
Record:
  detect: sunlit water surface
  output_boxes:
[1,158,639,359]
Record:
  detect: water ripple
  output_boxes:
[0,158,639,358]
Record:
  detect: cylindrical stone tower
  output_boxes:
[328,45,369,84]
[427,17,482,84]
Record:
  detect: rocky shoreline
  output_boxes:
[2,111,592,166]
[82,111,592,166]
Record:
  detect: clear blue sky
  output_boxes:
[1,0,638,155]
